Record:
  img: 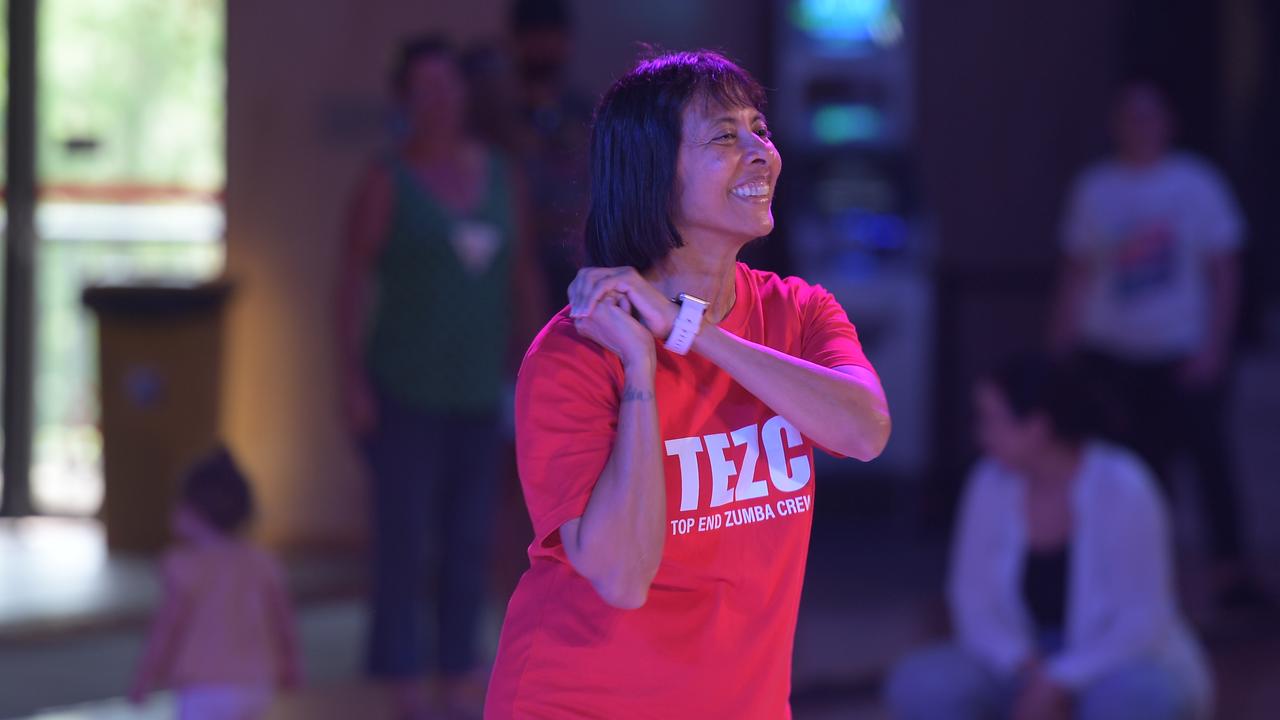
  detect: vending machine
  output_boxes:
[773,0,932,477]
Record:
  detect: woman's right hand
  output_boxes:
[569,266,678,341]
[343,370,378,437]
[573,292,656,371]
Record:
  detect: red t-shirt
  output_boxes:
[486,263,875,719]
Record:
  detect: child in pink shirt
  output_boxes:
[130,446,300,719]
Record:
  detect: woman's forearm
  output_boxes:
[562,359,666,609]
[691,326,890,460]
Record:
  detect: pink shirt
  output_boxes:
[162,541,287,687]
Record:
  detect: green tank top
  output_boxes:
[364,151,514,414]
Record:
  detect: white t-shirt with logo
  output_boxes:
[1061,153,1243,360]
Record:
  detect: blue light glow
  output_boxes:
[791,0,903,50]
[813,104,883,144]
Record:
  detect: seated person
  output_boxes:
[886,354,1211,720]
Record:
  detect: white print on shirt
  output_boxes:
[669,495,813,537]
[664,416,812,536]
[450,221,501,275]
[1111,221,1177,300]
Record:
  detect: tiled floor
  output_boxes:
[7,603,383,720]
[0,519,369,719]
[0,518,153,638]
[0,518,367,644]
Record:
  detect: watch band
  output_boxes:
[664,293,709,355]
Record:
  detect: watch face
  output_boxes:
[677,293,710,308]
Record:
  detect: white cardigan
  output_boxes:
[948,442,1212,718]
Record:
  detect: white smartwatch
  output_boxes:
[664,293,709,355]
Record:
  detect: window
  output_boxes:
[24,0,226,514]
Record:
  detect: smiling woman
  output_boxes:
[676,100,779,244]
[582,50,776,273]
[485,50,891,719]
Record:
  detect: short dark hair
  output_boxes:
[985,353,1095,444]
[511,0,572,33]
[584,50,767,273]
[180,445,254,534]
[391,34,456,97]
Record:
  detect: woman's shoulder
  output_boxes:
[738,263,834,310]
[965,457,1018,497]
[1081,441,1162,504]
[1164,152,1225,182]
[741,263,807,294]
[519,310,621,380]
[526,310,600,356]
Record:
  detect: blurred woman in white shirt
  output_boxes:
[886,354,1211,720]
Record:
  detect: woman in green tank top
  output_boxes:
[333,35,546,720]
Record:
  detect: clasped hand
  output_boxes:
[568,266,679,368]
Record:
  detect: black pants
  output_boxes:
[363,392,500,678]
[1075,349,1245,563]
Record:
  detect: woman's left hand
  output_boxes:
[569,266,679,341]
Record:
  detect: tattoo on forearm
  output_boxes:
[621,384,655,403]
